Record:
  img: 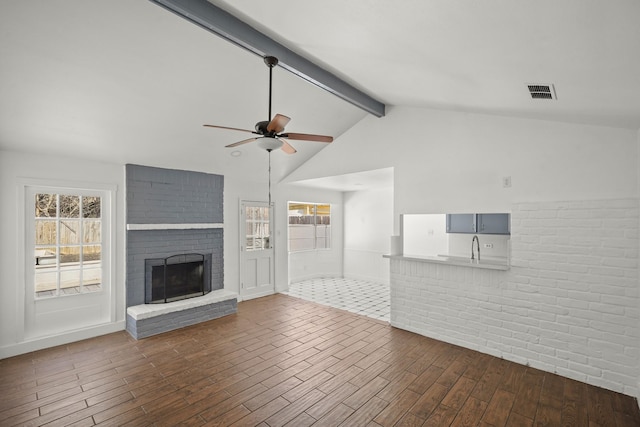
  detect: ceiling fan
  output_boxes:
[204,56,333,154]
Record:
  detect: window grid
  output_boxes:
[245,206,270,251]
[288,202,331,252]
[34,193,103,298]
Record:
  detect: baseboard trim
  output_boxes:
[0,321,126,359]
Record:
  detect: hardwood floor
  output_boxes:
[1,294,639,426]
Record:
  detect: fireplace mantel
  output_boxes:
[127,223,223,231]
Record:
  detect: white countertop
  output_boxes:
[383,254,509,270]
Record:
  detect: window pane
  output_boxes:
[35,194,57,217]
[60,220,80,244]
[35,247,58,266]
[83,220,101,243]
[35,271,57,297]
[83,244,101,263]
[35,220,57,245]
[316,225,331,249]
[83,254,102,292]
[317,204,331,225]
[82,196,101,218]
[60,246,80,264]
[288,202,331,252]
[60,195,80,218]
[60,268,81,294]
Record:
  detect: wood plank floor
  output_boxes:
[1,294,639,426]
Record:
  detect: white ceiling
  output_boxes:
[2,0,639,190]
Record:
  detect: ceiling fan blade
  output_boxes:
[225,137,258,148]
[266,114,291,133]
[204,124,255,134]
[279,139,297,154]
[280,132,333,143]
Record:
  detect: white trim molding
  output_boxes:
[126,223,224,231]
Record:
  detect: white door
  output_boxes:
[239,201,275,300]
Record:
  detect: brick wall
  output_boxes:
[126,228,223,306]
[126,164,223,224]
[391,198,639,396]
[125,164,224,307]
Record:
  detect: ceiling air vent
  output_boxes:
[527,84,557,100]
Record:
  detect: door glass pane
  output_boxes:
[245,206,270,251]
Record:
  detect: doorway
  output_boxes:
[239,200,275,300]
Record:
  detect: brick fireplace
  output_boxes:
[124,164,236,339]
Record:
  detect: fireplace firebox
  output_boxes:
[145,253,212,304]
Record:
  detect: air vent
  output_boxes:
[527,84,557,100]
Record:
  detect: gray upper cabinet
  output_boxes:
[446,213,510,235]
[477,213,510,234]
[446,214,476,233]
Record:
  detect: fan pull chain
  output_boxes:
[268,149,272,206]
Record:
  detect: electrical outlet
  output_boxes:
[484,243,493,249]
[502,176,512,188]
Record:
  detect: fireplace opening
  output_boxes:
[145,253,212,304]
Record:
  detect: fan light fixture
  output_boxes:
[257,138,283,151]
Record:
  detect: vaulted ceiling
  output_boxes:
[1,0,639,184]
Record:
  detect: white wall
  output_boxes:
[285,105,640,397]
[343,186,393,284]
[285,106,638,228]
[0,150,126,358]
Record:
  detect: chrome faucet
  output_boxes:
[471,235,480,260]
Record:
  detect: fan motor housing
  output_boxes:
[255,120,270,135]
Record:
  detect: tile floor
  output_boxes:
[282,277,390,322]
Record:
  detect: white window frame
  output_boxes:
[287,201,332,253]
[16,178,117,341]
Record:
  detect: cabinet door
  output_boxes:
[477,213,510,234]
[446,214,476,233]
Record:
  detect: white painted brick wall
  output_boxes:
[391,198,640,397]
